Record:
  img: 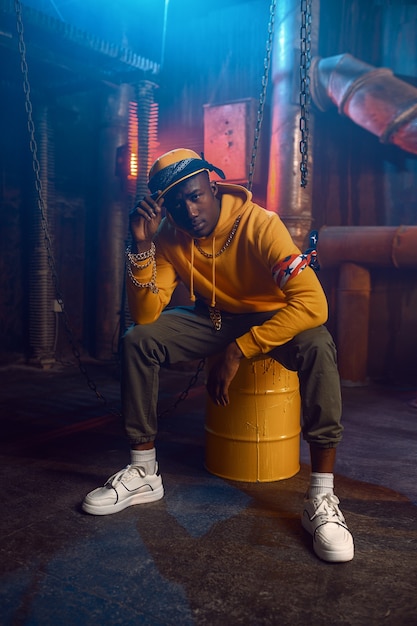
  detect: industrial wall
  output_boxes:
[0,0,416,385]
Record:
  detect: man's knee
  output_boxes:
[122,324,138,350]
[295,326,338,368]
[121,323,155,357]
[296,326,335,348]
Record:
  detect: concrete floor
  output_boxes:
[1,358,417,625]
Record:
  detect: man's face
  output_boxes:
[163,172,220,238]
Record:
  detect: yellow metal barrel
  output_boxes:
[205,357,301,482]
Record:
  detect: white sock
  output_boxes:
[308,472,334,499]
[130,448,156,475]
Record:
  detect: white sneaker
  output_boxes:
[302,493,354,562]
[82,464,164,516]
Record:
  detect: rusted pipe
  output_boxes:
[310,53,417,155]
[318,225,417,385]
[337,263,371,386]
[318,226,417,269]
[28,103,56,367]
[95,83,132,359]
[135,80,158,201]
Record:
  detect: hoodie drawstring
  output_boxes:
[190,213,242,310]
[189,236,217,308]
[211,237,216,307]
[190,239,196,302]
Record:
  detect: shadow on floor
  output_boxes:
[1,360,417,625]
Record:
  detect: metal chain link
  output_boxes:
[248,0,276,192]
[14,0,119,414]
[158,359,206,419]
[300,0,312,188]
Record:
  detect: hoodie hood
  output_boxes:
[205,182,251,240]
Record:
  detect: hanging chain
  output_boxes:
[158,359,206,419]
[248,0,276,192]
[14,0,118,414]
[299,0,312,188]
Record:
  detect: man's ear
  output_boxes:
[210,181,218,196]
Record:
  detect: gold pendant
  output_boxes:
[209,306,222,331]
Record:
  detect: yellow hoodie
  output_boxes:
[127,183,328,359]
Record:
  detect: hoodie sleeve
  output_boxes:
[126,245,179,324]
[234,213,328,358]
[235,266,328,357]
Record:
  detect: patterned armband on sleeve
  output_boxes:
[271,230,320,290]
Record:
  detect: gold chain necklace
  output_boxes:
[194,215,242,258]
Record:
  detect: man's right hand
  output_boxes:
[129,193,164,252]
[206,342,244,406]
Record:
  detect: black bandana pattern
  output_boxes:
[148,156,225,196]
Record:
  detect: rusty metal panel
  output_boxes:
[203,99,258,183]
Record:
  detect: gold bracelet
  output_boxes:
[127,256,153,271]
[126,257,159,294]
[126,242,155,262]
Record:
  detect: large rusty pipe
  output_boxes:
[318,225,417,385]
[337,263,371,386]
[310,53,417,155]
[135,80,158,201]
[29,103,56,367]
[318,225,417,269]
[95,83,133,359]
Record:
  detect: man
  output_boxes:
[82,148,354,563]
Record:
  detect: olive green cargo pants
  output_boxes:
[121,304,343,448]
